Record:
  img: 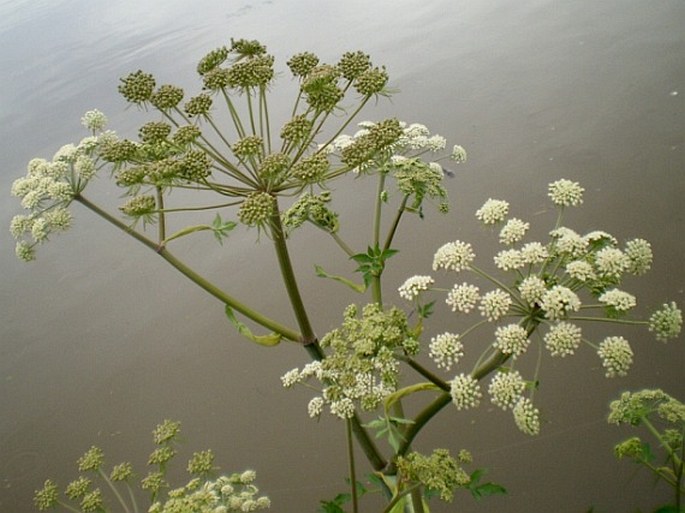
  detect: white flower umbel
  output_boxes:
[550,227,587,256]
[329,398,356,419]
[519,242,549,265]
[494,249,524,271]
[499,218,529,245]
[398,275,434,300]
[429,332,464,370]
[540,285,581,320]
[451,145,467,163]
[518,276,547,305]
[449,374,482,410]
[548,179,584,207]
[493,324,530,356]
[479,290,512,321]
[432,241,475,272]
[513,397,541,435]
[597,336,633,377]
[81,109,108,132]
[488,371,526,410]
[566,260,596,282]
[475,199,509,225]
[544,322,582,357]
[599,289,637,312]
[648,302,683,341]
[624,238,653,275]
[446,283,480,313]
[308,397,325,418]
[594,247,630,279]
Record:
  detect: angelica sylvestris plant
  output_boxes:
[609,389,685,511]
[33,420,270,513]
[9,37,682,512]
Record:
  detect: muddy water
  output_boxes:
[1,1,684,511]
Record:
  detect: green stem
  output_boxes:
[643,417,683,469]
[346,419,359,513]
[351,412,387,471]
[221,88,247,139]
[399,356,450,391]
[380,484,421,513]
[371,172,387,306]
[156,187,166,244]
[316,95,371,153]
[268,197,321,354]
[568,316,647,327]
[394,350,510,460]
[75,195,302,342]
[98,469,131,513]
[383,195,409,252]
[260,86,272,154]
[410,487,425,513]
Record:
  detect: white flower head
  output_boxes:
[566,260,596,281]
[597,336,633,377]
[544,322,582,357]
[648,302,683,341]
[594,247,630,279]
[329,398,355,419]
[488,370,526,410]
[432,241,475,272]
[426,135,447,151]
[624,238,653,275]
[518,276,547,305]
[513,397,541,435]
[446,282,481,313]
[429,332,464,370]
[548,179,584,207]
[520,242,549,264]
[499,218,529,245]
[475,199,509,225]
[550,227,587,256]
[307,397,325,418]
[494,249,524,271]
[81,109,108,131]
[540,285,581,320]
[449,373,482,410]
[479,289,512,321]
[451,145,467,163]
[398,275,434,301]
[493,324,530,356]
[599,289,637,311]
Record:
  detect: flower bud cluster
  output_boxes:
[10,123,110,260]
[291,152,329,183]
[337,50,372,81]
[238,191,274,227]
[396,449,471,502]
[150,84,185,110]
[287,51,320,77]
[281,192,338,233]
[282,304,418,419]
[118,70,156,104]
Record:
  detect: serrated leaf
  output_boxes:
[225,306,281,347]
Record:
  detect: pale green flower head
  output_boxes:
[396,449,470,502]
[66,476,91,499]
[540,285,581,320]
[518,276,546,305]
[34,480,59,511]
[80,488,103,513]
[77,446,105,472]
[153,419,181,445]
[187,450,215,476]
[451,144,467,163]
[548,178,584,207]
[648,302,682,341]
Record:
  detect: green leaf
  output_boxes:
[467,468,507,500]
[211,213,237,245]
[314,265,366,293]
[225,306,281,347]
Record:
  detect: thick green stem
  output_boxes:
[346,419,359,513]
[371,172,387,306]
[351,413,387,471]
[75,195,302,342]
[383,195,409,252]
[98,469,132,513]
[268,198,322,356]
